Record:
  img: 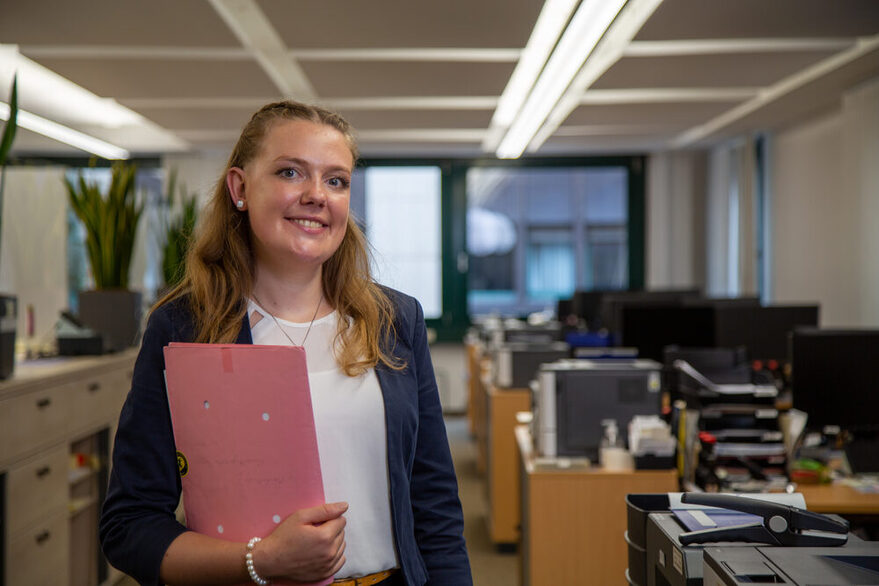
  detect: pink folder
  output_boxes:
[164,342,330,586]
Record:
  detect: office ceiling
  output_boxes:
[2,0,879,159]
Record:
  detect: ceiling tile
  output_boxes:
[565,102,744,126]
[341,109,493,130]
[300,61,515,97]
[709,46,879,139]
[541,135,668,154]
[636,0,879,41]
[593,51,839,89]
[257,0,542,49]
[0,0,238,46]
[128,107,257,131]
[31,58,279,100]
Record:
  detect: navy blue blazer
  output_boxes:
[99,289,471,586]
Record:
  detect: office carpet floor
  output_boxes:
[116,415,518,586]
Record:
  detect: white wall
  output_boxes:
[428,342,468,413]
[845,78,879,326]
[769,109,860,326]
[162,152,227,208]
[0,167,69,349]
[646,150,706,290]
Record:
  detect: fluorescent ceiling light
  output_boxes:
[1,46,143,129]
[496,0,627,159]
[529,0,664,153]
[482,0,578,152]
[0,102,129,159]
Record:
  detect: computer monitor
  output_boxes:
[715,305,819,362]
[556,297,573,322]
[791,329,879,431]
[619,301,819,363]
[791,329,879,473]
[570,289,616,330]
[599,289,702,338]
[619,304,715,361]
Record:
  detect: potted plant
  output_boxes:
[0,75,19,378]
[159,168,199,292]
[64,161,144,352]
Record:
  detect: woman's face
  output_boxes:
[229,119,353,273]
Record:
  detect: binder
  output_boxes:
[164,342,329,586]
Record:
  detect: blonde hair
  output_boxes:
[156,100,401,375]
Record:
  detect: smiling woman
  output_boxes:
[226,119,354,280]
[99,100,472,586]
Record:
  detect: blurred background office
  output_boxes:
[2,1,879,585]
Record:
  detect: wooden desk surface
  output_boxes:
[796,482,879,515]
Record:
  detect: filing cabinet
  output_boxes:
[0,351,136,586]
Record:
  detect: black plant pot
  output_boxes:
[78,289,143,353]
[0,294,16,379]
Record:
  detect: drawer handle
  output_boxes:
[88,382,101,392]
[36,397,51,409]
[35,530,51,545]
[36,466,51,478]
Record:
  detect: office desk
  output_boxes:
[466,343,491,476]
[486,385,530,545]
[797,482,879,515]
[515,426,678,586]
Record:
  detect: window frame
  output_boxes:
[358,156,646,342]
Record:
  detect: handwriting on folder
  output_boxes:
[164,342,329,586]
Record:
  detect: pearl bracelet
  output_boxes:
[245,537,271,585]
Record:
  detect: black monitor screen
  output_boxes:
[791,329,879,431]
[600,289,702,336]
[715,305,819,362]
[620,305,715,361]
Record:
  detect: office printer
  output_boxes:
[645,493,852,586]
[491,341,570,389]
[703,542,879,585]
[533,358,661,459]
[489,319,563,345]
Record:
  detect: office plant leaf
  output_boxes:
[0,75,17,167]
[64,162,143,290]
[0,75,19,252]
[157,167,199,288]
[162,189,198,288]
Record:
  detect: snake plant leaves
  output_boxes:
[64,162,144,290]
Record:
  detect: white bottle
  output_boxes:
[599,419,633,471]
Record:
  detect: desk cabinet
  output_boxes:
[1,352,136,586]
[516,426,678,586]
[486,385,530,545]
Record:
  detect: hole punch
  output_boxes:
[262,412,270,421]
[678,492,849,547]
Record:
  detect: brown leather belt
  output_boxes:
[332,568,398,586]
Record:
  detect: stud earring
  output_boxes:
[236,200,245,209]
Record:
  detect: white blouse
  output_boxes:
[247,299,399,578]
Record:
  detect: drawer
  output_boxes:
[70,368,131,431]
[7,509,70,586]
[6,445,69,536]
[0,384,72,462]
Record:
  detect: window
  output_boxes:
[467,166,629,316]
[351,166,442,318]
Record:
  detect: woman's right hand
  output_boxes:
[256,501,349,582]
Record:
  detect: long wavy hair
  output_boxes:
[156,101,401,375]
